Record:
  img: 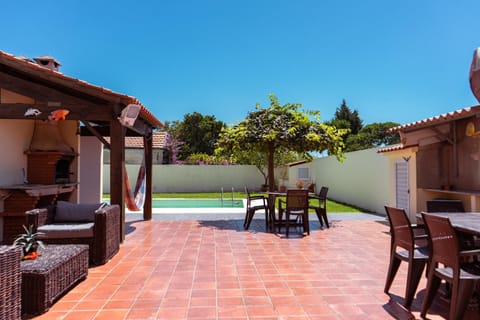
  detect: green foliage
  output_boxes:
[184,153,231,165]
[14,225,45,253]
[331,99,363,134]
[345,122,400,152]
[215,94,347,190]
[326,100,400,152]
[166,112,226,160]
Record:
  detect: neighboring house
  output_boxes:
[379,106,480,220]
[103,131,168,164]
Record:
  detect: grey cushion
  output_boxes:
[38,222,94,239]
[54,201,103,222]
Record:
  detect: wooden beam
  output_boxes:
[0,103,113,121]
[0,70,114,118]
[109,119,126,242]
[144,133,153,220]
[81,120,111,149]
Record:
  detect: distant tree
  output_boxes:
[167,112,226,160]
[345,122,400,152]
[215,94,347,191]
[327,99,363,134]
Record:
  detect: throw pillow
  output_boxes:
[55,201,104,222]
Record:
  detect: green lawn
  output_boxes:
[105,192,363,213]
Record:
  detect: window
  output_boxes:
[297,167,309,181]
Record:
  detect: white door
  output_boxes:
[395,159,409,213]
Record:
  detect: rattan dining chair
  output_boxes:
[309,186,329,228]
[278,189,310,237]
[421,213,480,320]
[384,206,429,308]
[243,187,269,231]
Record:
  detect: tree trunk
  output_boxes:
[268,142,275,192]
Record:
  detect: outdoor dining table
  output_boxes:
[416,212,480,236]
[265,191,315,232]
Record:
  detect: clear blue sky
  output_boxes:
[2,0,480,127]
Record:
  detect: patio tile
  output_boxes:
[31,216,457,319]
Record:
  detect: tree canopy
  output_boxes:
[215,94,347,191]
[345,122,400,152]
[326,100,400,152]
[165,112,225,160]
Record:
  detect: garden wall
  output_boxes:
[102,148,390,214]
[309,148,390,214]
[103,164,264,193]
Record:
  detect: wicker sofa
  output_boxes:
[26,201,120,265]
[0,245,22,319]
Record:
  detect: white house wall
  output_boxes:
[0,119,32,185]
[79,136,103,203]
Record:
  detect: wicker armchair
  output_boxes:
[0,245,22,320]
[26,202,120,265]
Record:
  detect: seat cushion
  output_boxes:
[55,201,103,222]
[38,222,94,239]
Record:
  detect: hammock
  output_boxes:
[469,47,480,103]
[124,157,146,211]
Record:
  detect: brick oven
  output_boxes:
[0,120,77,243]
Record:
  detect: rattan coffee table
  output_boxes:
[20,244,89,316]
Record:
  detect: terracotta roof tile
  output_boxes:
[377,144,418,153]
[389,105,480,133]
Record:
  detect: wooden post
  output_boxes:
[110,119,126,242]
[144,134,153,220]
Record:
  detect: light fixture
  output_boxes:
[118,104,141,127]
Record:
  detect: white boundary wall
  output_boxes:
[309,148,390,214]
[103,164,264,193]
[102,147,390,213]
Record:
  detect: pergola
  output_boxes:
[0,51,162,241]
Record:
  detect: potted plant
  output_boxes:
[14,225,45,259]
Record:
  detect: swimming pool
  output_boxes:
[152,199,244,208]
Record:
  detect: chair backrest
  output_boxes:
[421,213,460,271]
[245,187,252,204]
[286,189,309,210]
[384,206,415,252]
[317,186,329,200]
[426,199,465,213]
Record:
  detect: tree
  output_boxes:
[345,122,400,152]
[326,99,363,135]
[215,94,347,191]
[167,112,225,160]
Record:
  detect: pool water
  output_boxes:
[152,199,244,208]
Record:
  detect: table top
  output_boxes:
[20,244,89,272]
[416,212,480,236]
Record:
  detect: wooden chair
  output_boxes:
[278,189,310,237]
[384,206,429,308]
[421,213,480,320]
[243,187,269,231]
[309,186,329,228]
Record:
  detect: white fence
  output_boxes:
[102,148,391,213]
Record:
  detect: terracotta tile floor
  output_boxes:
[31,216,470,320]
